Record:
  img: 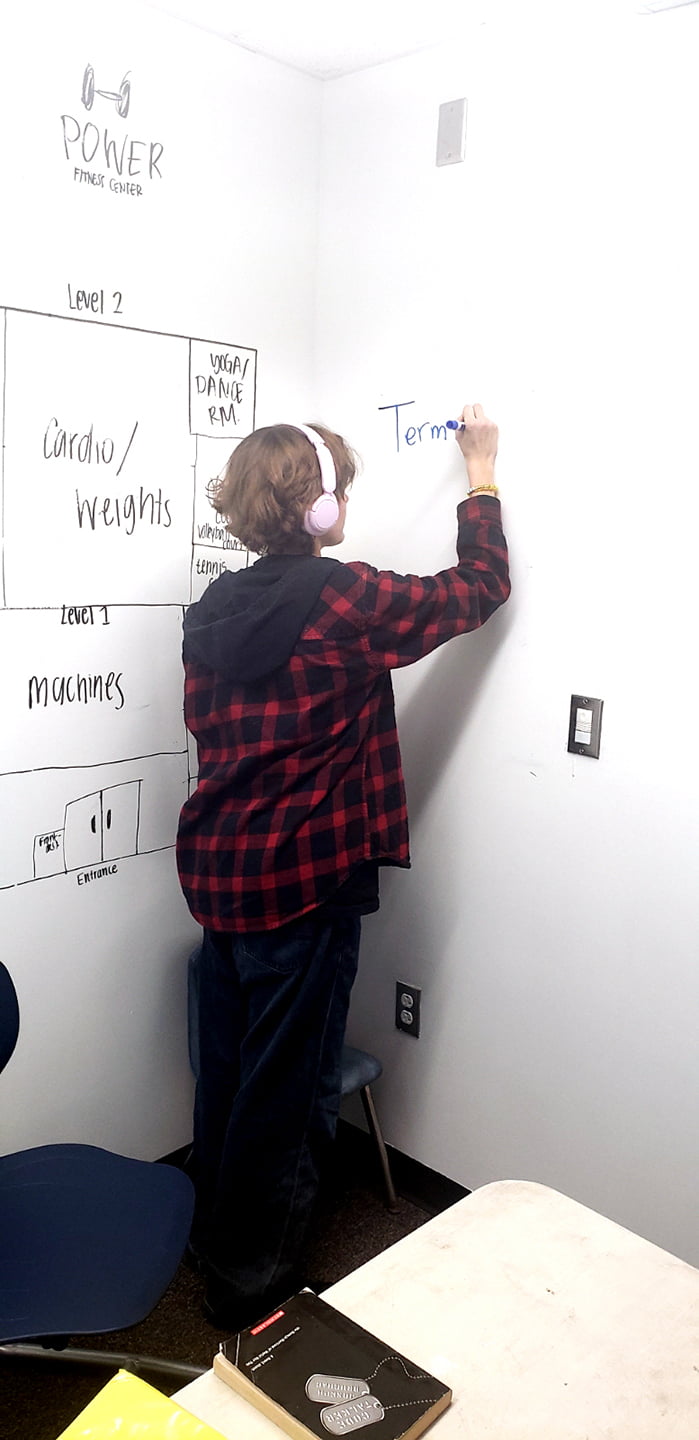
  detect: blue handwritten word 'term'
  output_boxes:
[378,401,448,453]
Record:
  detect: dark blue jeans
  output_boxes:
[190,911,361,1313]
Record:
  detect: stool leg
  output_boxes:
[359,1085,398,1212]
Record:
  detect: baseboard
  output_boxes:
[161,1126,470,1218]
[336,1118,469,1216]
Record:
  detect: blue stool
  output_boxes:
[187,947,398,1212]
[340,1044,398,1211]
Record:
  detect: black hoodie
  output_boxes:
[183,554,342,682]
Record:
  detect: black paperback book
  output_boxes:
[212,1289,452,1440]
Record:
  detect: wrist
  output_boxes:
[465,461,496,489]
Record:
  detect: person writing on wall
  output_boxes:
[176,403,509,1328]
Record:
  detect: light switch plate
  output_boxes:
[567,695,603,758]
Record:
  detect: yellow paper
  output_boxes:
[56,1368,227,1439]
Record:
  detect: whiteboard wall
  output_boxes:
[315,4,699,1266]
[0,0,321,1156]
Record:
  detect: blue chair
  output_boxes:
[187,945,398,1212]
[0,960,201,1383]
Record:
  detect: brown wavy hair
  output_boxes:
[209,423,359,556]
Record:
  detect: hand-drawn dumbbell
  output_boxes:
[81,64,131,119]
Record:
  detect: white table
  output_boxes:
[174,1179,699,1437]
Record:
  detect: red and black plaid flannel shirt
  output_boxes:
[176,494,510,931]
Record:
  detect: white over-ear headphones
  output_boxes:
[293,424,340,536]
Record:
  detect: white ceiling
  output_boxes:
[143,0,488,79]
[144,0,698,78]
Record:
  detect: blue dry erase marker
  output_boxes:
[446,419,467,430]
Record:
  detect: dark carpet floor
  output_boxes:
[1,1127,456,1439]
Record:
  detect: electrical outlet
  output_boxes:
[395,982,421,1037]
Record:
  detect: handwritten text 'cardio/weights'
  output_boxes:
[40,350,251,536]
[42,415,166,535]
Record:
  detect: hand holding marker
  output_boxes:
[448,402,500,497]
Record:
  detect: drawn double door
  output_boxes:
[63,779,142,872]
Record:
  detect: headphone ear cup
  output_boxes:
[304,492,340,536]
[293,423,339,536]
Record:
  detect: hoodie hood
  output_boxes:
[183,553,341,683]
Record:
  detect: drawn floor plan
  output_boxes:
[0,305,256,888]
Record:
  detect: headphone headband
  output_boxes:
[293,425,337,495]
[292,424,341,536]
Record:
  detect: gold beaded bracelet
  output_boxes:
[467,483,499,497]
